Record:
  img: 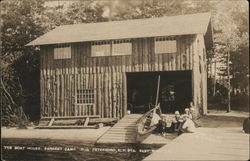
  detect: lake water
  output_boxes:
[2,138,164,161]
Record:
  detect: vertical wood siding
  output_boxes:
[40,35,206,118]
[192,34,207,117]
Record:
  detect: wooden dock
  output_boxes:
[144,127,249,160]
[97,114,176,144]
[97,114,142,143]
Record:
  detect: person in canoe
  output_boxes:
[150,105,161,127]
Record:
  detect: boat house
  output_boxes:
[27,12,213,120]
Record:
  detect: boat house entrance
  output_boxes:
[127,71,192,114]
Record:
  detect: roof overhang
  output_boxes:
[26,12,213,48]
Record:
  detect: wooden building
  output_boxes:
[27,13,213,120]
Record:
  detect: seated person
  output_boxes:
[184,108,192,119]
[189,107,195,119]
[157,116,167,136]
[169,111,183,132]
[189,104,200,127]
[178,114,196,135]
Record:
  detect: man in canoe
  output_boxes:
[149,105,168,136]
[150,106,161,127]
[178,114,196,135]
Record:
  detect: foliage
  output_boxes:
[1,0,46,125]
[65,0,107,24]
[212,1,249,93]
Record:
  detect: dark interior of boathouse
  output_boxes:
[127,71,192,114]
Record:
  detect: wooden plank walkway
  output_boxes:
[97,114,177,144]
[144,127,249,160]
[97,114,142,143]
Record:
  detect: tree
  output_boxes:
[0,0,107,125]
[1,0,47,125]
[209,1,249,111]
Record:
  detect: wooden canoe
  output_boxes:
[136,104,161,140]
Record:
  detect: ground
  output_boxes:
[1,110,248,141]
[2,110,249,161]
[197,109,248,128]
[2,126,110,143]
[144,110,249,160]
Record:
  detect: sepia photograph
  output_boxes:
[1,0,249,160]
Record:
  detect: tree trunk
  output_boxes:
[213,60,217,96]
[227,50,231,112]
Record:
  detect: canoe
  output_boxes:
[136,104,161,140]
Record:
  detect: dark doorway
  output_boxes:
[127,71,192,114]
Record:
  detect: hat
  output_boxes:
[174,111,180,115]
[184,108,189,111]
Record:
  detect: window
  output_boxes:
[155,37,177,54]
[91,41,111,57]
[91,39,132,57]
[76,89,94,104]
[112,39,132,56]
[54,44,71,59]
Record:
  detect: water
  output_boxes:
[2,138,164,161]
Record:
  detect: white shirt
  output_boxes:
[150,112,161,126]
[182,118,196,133]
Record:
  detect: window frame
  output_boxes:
[111,39,132,56]
[76,88,95,105]
[91,39,132,57]
[54,44,71,59]
[154,36,177,54]
[91,41,111,57]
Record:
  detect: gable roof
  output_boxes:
[26,12,213,48]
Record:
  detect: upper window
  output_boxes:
[112,39,132,56]
[91,39,132,57]
[54,44,71,59]
[91,41,111,57]
[155,37,177,54]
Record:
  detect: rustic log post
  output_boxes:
[227,49,231,112]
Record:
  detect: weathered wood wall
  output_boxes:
[40,35,207,118]
[192,34,207,117]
